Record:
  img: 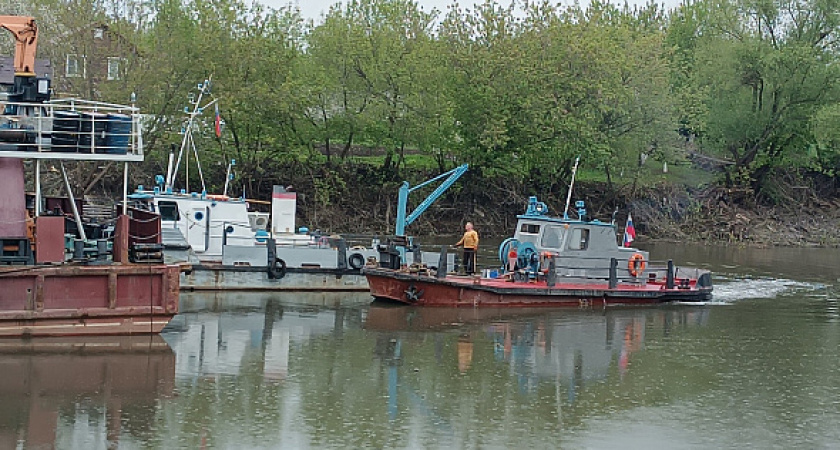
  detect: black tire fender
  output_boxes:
[348,253,365,270]
[273,258,287,280]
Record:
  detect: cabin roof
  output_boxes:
[129,191,246,203]
[516,215,616,228]
[155,195,246,203]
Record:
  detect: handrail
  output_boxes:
[468,256,688,287]
[0,98,143,159]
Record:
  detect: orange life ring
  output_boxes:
[628,253,646,277]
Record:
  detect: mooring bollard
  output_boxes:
[546,254,556,287]
[96,239,108,261]
[609,258,618,289]
[266,238,277,278]
[73,239,85,261]
[437,245,448,279]
[337,239,347,270]
[666,260,675,289]
[413,239,422,265]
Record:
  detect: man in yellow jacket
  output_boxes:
[454,222,479,275]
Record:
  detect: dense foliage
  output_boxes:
[7,0,840,211]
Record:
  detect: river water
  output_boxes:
[2,243,839,449]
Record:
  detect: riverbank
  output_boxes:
[115,160,839,248]
[629,184,840,248]
[285,168,840,248]
[637,204,840,248]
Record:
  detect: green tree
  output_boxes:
[672,0,840,200]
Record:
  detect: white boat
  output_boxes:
[127,80,450,291]
[131,189,256,258]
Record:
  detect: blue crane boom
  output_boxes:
[395,164,469,237]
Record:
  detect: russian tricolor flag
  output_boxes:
[623,213,636,247]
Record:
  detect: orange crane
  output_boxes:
[0,15,49,102]
[0,15,38,76]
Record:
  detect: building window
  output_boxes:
[107,57,122,81]
[66,54,85,78]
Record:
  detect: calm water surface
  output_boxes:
[2,243,839,449]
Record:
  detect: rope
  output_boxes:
[178,214,250,229]
[206,222,250,229]
[0,218,35,225]
[129,232,161,240]
[128,216,161,224]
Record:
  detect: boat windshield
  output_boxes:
[158,201,179,221]
[541,226,565,249]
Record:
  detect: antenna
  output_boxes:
[562,157,580,220]
[167,76,214,193]
[223,159,235,197]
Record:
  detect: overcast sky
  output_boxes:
[264,0,682,23]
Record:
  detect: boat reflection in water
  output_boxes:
[0,336,174,449]
[98,293,712,448]
[365,302,711,419]
[178,290,374,313]
[165,291,370,383]
[166,294,711,401]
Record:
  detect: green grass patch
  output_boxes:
[575,162,716,189]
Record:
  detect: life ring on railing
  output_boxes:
[348,253,365,270]
[273,258,287,279]
[628,253,646,277]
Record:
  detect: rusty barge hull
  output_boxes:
[363,268,713,307]
[0,264,180,337]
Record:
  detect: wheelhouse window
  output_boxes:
[519,223,541,234]
[541,226,565,249]
[569,228,590,250]
[158,201,179,221]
